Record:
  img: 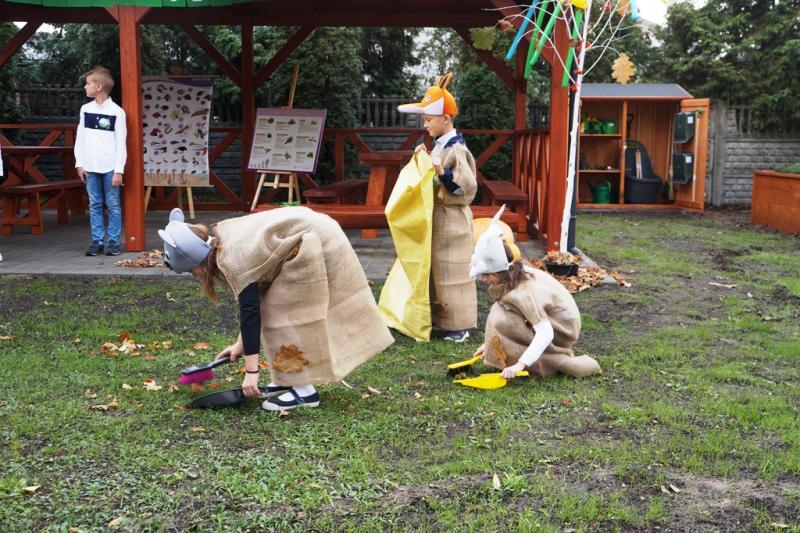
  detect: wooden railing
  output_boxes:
[1,122,550,237]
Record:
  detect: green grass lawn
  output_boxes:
[1,210,799,531]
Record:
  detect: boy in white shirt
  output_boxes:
[74,65,127,256]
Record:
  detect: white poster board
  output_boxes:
[142,76,214,187]
[247,108,327,174]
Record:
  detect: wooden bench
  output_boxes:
[479,179,529,242]
[1,180,85,235]
[303,179,369,204]
[253,203,526,240]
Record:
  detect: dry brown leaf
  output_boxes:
[193,341,210,350]
[90,400,119,411]
[0,335,12,340]
[190,426,206,433]
[612,53,635,84]
[609,271,631,288]
[414,391,423,400]
[498,19,514,32]
[165,292,176,302]
[660,485,670,494]
[341,380,354,389]
[209,382,220,390]
[22,485,40,494]
[68,528,85,533]
[367,386,382,396]
[669,483,681,493]
[143,354,157,361]
[161,340,173,349]
[118,332,131,342]
[278,410,290,417]
[272,344,310,373]
[258,360,269,368]
[143,379,163,391]
[406,354,417,363]
[100,342,119,356]
[492,336,508,368]
[492,473,501,490]
[168,382,180,392]
[121,383,133,390]
[108,516,126,527]
[115,249,164,269]
[771,523,790,529]
[709,282,737,289]
[190,383,205,394]
[361,393,370,399]
[84,389,97,399]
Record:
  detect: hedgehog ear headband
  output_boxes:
[157,208,212,274]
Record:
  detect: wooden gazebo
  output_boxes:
[0,0,572,251]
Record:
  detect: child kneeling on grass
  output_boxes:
[159,207,394,411]
[470,209,601,379]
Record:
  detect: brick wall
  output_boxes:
[708,101,800,206]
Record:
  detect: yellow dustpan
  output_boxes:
[447,355,482,375]
[453,371,530,390]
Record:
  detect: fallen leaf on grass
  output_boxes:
[168,382,180,392]
[121,383,133,390]
[492,473,501,490]
[341,380,354,389]
[190,427,206,433]
[118,332,131,342]
[277,410,290,417]
[115,249,164,269]
[0,335,12,340]
[165,292,176,302]
[771,522,790,529]
[193,341,210,350]
[709,282,737,289]
[367,386,382,395]
[406,354,417,363]
[108,516,126,527]
[414,391,423,400]
[90,400,119,411]
[161,341,173,349]
[67,527,85,533]
[143,354,157,361]
[660,485,670,494]
[84,389,98,399]
[100,342,119,356]
[190,383,205,394]
[21,485,40,494]
[143,379,163,391]
[668,483,681,493]
[609,271,631,288]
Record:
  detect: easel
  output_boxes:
[145,179,195,219]
[250,64,301,211]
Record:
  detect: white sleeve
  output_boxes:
[114,108,128,174]
[517,320,554,367]
[74,108,85,168]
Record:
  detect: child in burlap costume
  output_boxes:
[397,73,477,342]
[469,209,601,379]
[159,207,394,411]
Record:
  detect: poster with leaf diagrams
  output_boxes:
[248,108,327,174]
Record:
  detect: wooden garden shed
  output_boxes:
[577,83,710,210]
[0,0,575,251]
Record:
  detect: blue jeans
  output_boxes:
[85,171,122,244]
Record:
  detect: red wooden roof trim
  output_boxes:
[252,26,315,88]
[0,21,41,67]
[181,24,243,88]
[453,26,515,92]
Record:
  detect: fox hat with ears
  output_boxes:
[398,73,458,116]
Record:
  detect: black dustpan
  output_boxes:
[188,387,279,409]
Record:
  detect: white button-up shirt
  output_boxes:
[434,129,458,149]
[74,97,127,174]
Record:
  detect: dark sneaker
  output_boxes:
[105,241,121,256]
[443,329,470,343]
[262,388,320,411]
[85,241,104,256]
[266,384,292,394]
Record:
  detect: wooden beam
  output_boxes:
[105,6,149,24]
[544,18,570,250]
[513,37,528,201]
[453,27,515,92]
[181,25,242,88]
[240,23,256,206]
[116,6,148,251]
[0,21,41,67]
[253,26,315,88]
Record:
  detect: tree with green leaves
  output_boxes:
[652,0,800,131]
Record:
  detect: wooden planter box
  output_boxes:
[751,170,800,233]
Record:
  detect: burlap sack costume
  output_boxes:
[430,140,478,330]
[214,207,394,386]
[482,265,600,377]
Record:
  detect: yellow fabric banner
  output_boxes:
[378,151,436,341]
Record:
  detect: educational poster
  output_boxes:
[142,76,214,187]
[248,108,327,174]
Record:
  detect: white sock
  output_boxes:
[276,384,316,402]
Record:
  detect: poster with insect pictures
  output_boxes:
[142,76,214,187]
[248,108,327,174]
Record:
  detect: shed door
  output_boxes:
[674,98,711,210]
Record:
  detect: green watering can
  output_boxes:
[589,180,612,204]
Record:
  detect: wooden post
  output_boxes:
[544,19,571,251]
[513,38,529,234]
[241,22,256,208]
[111,6,149,252]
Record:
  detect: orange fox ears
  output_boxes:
[437,72,453,90]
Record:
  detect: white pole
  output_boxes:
[560,0,593,253]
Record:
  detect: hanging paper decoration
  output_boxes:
[611,53,636,84]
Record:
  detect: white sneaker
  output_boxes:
[443,330,470,343]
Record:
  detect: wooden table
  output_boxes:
[1,145,78,186]
[359,150,413,238]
